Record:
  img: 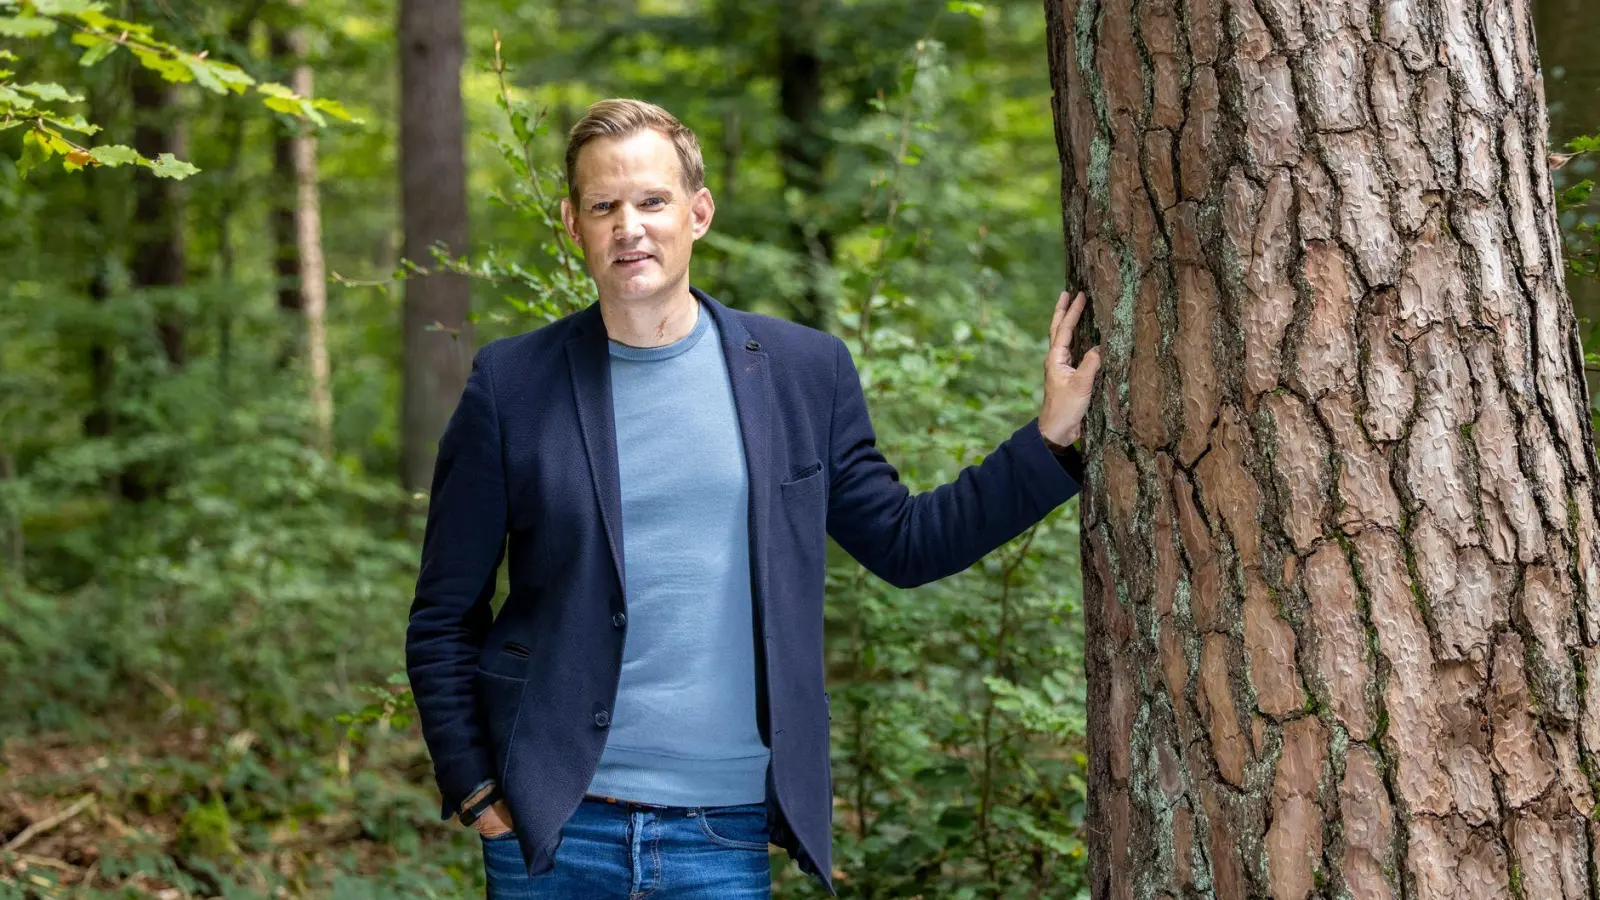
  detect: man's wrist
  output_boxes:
[458,782,504,826]
[458,779,498,818]
[1042,428,1079,455]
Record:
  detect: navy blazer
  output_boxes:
[406,287,1083,893]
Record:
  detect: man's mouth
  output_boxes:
[614,252,653,268]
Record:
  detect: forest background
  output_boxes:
[0,0,1597,897]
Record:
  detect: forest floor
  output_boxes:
[0,728,480,898]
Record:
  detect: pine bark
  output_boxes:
[1044,0,1600,896]
[398,0,473,493]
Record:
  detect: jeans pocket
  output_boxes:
[694,806,771,851]
[480,828,519,843]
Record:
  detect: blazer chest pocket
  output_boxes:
[780,461,824,499]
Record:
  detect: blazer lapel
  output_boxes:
[566,303,626,588]
[698,288,774,612]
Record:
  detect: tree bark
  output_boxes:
[1045,0,1600,897]
[287,0,332,455]
[398,0,473,493]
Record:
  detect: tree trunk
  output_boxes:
[777,0,834,330]
[130,66,186,370]
[288,0,332,455]
[125,67,186,501]
[1045,0,1600,897]
[398,0,473,493]
[270,22,304,358]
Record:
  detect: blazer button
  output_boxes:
[612,612,627,629]
[745,338,760,351]
[594,710,611,728]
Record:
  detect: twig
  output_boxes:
[3,795,95,853]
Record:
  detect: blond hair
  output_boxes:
[564,99,706,202]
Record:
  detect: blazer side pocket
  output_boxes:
[781,461,825,499]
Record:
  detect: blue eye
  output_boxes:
[642,197,665,208]
[592,202,612,212]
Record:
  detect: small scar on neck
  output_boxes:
[655,317,669,339]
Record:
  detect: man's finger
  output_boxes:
[1049,290,1068,348]
[1077,345,1103,380]
[1058,292,1086,349]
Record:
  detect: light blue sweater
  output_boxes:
[587,301,771,807]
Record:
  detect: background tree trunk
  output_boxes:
[130,67,187,370]
[1045,0,1600,896]
[398,0,472,493]
[288,0,332,455]
[270,21,304,367]
[777,0,834,330]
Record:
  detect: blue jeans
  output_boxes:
[481,797,772,899]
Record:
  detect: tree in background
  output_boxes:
[1048,0,1600,895]
[398,0,471,494]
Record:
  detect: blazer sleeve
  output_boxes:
[824,336,1081,589]
[406,347,507,820]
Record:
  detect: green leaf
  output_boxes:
[31,0,107,13]
[71,32,119,66]
[1571,134,1600,154]
[128,47,192,84]
[180,55,226,93]
[311,97,357,122]
[43,113,97,134]
[0,84,34,110]
[946,0,986,15]
[87,143,138,167]
[0,15,57,36]
[17,82,83,103]
[144,151,198,179]
[261,95,301,116]
[18,129,52,177]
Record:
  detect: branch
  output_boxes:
[2,794,95,853]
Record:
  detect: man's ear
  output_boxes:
[560,197,580,245]
[690,187,715,240]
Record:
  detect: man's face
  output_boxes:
[561,129,714,307]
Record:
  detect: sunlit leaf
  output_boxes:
[87,143,138,167]
[0,84,34,109]
[128,48,192,83]
[30,0,107,14]
[17,82,82,103]
[180,55,226,93]
[0,15,56,36]
[17,128,51,177]
[310,97,357,122]
[261,95,300,116]
[71,32,118,66]
[145,151,198,179]
[44,113,98,134]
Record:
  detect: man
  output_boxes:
[406,98,1101,899]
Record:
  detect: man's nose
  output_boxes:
[613,204,645,239]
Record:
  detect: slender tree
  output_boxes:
[1046,0,1600,896]
[398,0,472,493]
[286,0,332,454]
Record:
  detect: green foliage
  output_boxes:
[1558,127,1600,433]
[0,0,353,179]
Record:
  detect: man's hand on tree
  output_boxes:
[1039,290,1101,450]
